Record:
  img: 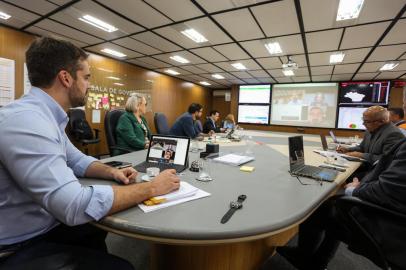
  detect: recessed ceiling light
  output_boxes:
[212,74,225,79]
[106,76,121,80]
[101,48,127,58]
[264,41,283,55]
[283,70,295,76]
[79,15,118,32]
[329,52,345,64]
[113,82,124,86]
[170,55,190,64]
[200,81,211,86]
[165,69,180,75]
[231,63,247,70]
[181,28,208,43]
[379,62,399,71]
[0,11,11,20]
[336,0,364,21]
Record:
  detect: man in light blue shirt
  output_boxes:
[0,37,180,270]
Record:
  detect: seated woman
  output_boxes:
[114,95,151,155]
[223,114,237,129]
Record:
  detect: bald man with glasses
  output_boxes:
[337,106,404,165]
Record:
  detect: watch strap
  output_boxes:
[221,208,237,224]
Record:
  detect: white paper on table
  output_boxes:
[213,153,254,166]
[138,182,210,213]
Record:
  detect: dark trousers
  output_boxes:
[297,197,352,269]
[0,224,134,270]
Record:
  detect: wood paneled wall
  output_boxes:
[0,26,212,156]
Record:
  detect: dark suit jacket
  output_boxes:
[349,123,404,165]
[352,138,406,269]
[203,118,220,133]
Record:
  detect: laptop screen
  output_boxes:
[146,135,190,166]
[288,136,305,171]
[320,134,328,150]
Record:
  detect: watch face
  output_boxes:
[230,201,243,209]
[238,195,247,200]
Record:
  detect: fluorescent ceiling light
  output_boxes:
[170,55,189,64]
[265,41,283,55]
[212,74,225,79]
[379,62,399,71]
[0,11,11,20]
[231,63,247,70]
[283,70,295,76]
[181,28,208,43]
[113,82,124,86]
[329,52,345,64]
[79,15,118,32]
[336,0,364,21]
[101,48,127,58]
[200,81,211,86]
[165,69,180,75]
[106,76,121,80]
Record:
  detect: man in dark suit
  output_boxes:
[337,106,404,165]
[203,110,225,134]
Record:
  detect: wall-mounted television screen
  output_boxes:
[270,83,338,128]
[237,105,269,124]
[337,107,366,130]
[238,84,271,104]
[338,81,390,106]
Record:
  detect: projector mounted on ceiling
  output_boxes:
[282,56,299,70]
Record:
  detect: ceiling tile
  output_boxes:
[340,22,390,49]
[251,0,300,36]
[381,19,406,45]
[228,79,246,84]
[306,29,342,53]
[154,51,207,65]
[240,35,304,57]
[312,75,332,82]
[86,43,143,59]
[155,67,190,75]
[127,59,160,69]
[48,0,71,5]
[244,78,261,84]
[359,61,386,73]
[113,37,161,55]
[280,55,308,67]
[179,65,207,74]
[26,26,89,47]
[7,0,58,15]
[257,77,275,83]
[368,44,406,61]
[97,0,172,28]
[375,71,405,80]
[132,32,182,52]
[248,70,268,78]
[257,57,282,69]
[34,19,103,44]
[309,48,370,66]
[136,57,172,68]
[213,9,265,41]
[0,2,40,28]
[230,71,253,79]
[275,77,294,83]
[145,0,203,21]
[333,63,360,74]
[195,63,224,73]
[267,69,284,78]
[190,47,228,62]
[292,76,311,82]
[353,72,379,81]
[211,73,238,80]
[216,59,261,71]
[311,66,333,75]
[357,0,406,24]
[194,0,269,13]
[331,73,353,81]
[213,43,250,60]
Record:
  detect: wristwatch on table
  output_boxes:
[220,195,247,224]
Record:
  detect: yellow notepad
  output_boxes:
[240,166,255,172]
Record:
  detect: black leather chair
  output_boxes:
[104,109,132,156]
[67,109,100,155]
[336,196,406,270]
[154,112,170,135]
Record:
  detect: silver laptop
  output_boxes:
[329,130,351,145]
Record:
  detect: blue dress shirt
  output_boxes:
[0,87,113,245]
[169,112,199,138]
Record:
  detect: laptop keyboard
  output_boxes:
[296,165,323,177]
[134,162,185,173]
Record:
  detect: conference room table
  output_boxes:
[80,130,361,270]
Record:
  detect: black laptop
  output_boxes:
[288,136,338,182]
[133,135,190,173]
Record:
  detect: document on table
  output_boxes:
[313,150,365,162]
[138,182,210,213]
[213,153,254,166]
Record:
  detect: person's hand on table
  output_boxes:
[112,167,138,185]
[345,177,361,189]
[150,169,180,196]
[346,151,364,158]
[336,145,348,153]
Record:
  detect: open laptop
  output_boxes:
[133,135,190,173]
[289,136,338,182]
[329,130,352,145]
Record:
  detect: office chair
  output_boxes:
[336,196,406,270]
[67,109,100,155]
[154,112,170,135]
[104,109,132,156]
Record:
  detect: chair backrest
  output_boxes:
[104,109,125,154]
[68,109,93,140]
[154,112,170,135]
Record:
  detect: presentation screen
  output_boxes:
[337,107,366,130]
[270,83,338,128]
[339,81,390,105]
[238,85,271,104]
[238,105,269,124]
